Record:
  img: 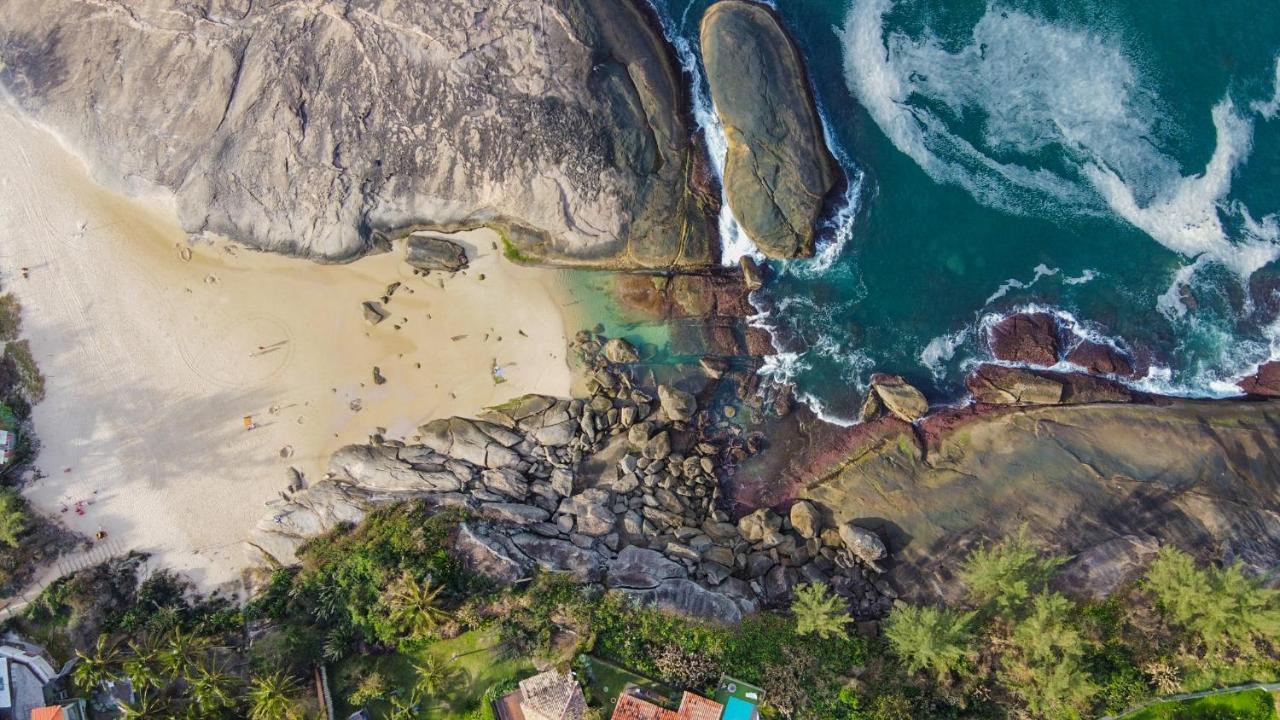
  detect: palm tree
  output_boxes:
[123,634,169,690]
[73,634,124,692]
[116,689,171,719]
[384,571,450,641]
[186,660,239,715]
[0,488,28,548]
[385,693,420,720]
[884,605,977,684]
[162,627,212,681]
[412,653,462,703]
[246,670,303,720]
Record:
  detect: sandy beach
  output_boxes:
[0,107,573,591]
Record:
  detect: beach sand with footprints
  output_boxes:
[0,107,573,591]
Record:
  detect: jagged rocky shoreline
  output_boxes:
[252,326,898,622]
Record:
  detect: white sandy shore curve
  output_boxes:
[0,107,573,592]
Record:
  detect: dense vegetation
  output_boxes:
[0,289,65,593]
[874,530,1280,719]
[6,500,1279,720]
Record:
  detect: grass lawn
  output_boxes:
[333,628,536,719]
[1126,688,1278,720]
[579,655,679,711]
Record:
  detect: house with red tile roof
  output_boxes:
[609,689,723,720]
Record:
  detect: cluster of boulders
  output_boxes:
[967,312,1145,406]
[361,235,469,327]
[251,333,893,622]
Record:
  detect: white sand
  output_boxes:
[0,107,573,591]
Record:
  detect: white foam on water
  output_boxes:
[757,350,809,385]
[797,390,858,427]
[919,327,972,380]
[841,0,1280,279]
[983,263,1061,305]
[1252,56,1280,120]
[1063,269,1099,285]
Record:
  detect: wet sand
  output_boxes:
[0,107,573,591]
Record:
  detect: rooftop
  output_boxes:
[518,669,586,720]
[609,690,724,720]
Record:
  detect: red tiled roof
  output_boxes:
[31,708,66,720]
[676,692,724,720]
[611,693,676,720]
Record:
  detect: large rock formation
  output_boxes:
[0,0,718,268]
[700,1,839,259]
[250,332,896,621]
[766,400,1280,603]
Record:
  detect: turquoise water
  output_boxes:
[723,696,757,720]
[652,0,1280,422]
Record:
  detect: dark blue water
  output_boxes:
[651,0,1280,422]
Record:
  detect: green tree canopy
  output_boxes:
[1145,547,1280,656]
[246,671,303,720]
[1001,593,1096,719]
[383,571,451,643]
[884,604,976,684]
[959,527,1066,616]
[73,634,124,692]
[792,582,851,640]
[0,488,28,549]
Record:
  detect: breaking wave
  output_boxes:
[841,0,1280,278]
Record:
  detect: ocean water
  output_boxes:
[651,0,1280,422]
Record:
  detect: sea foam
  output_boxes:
[841,0,1280,279]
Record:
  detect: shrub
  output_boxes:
[0,487,28,548]
[0,293,20,342]
[1,340,45,404]
[958,526,1066,616]
[1144,547,1280,657]
[883,604,976,684]
[792,582,851,640]
[653,643,719,691]
[1000,593,1097,719]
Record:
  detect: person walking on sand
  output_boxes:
[20,267,29,280]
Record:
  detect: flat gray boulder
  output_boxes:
[405,234,468,272]
[510,534,603,582]
[455,523,528,584]
[607,546,687,589]
[622,578,745,623]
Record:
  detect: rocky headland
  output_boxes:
[700,1,841,259]
[252,325,897,623]
[4,0,1280,633]
[0,0,719,269]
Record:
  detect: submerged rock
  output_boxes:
[700,1,839,259]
